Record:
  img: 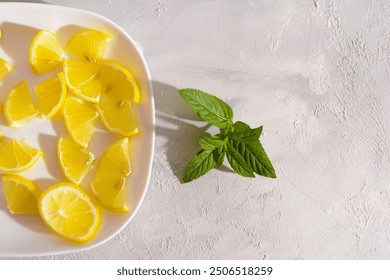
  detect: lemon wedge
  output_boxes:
[29,30,64,74]
[34,72,66,118]
[63,59,140,103]
[0,57,12,80]
[2,175,41,214]
[39,183,100,243]
[93,137,131,181]
[96,99,139,137]
[91,177,128,212]
[63,97,99,148]
[0,139,42,173]
[100,60,140,103]
[63,59,101,103]
[57,138,95,185]
[65,28,111,62]
[90,138,131,211]
[3,81,39,127]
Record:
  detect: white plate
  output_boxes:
[0,2,154,257]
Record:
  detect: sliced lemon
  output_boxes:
[100,60,140,103]
[96,99,139,137]
[29,30,64,74]
[65,28,111,62]
[90,138,131,211]
[63,59,140,103]
[0,57,12,80]
[38,183,100,243]
[90,177,128,212]
[0,139,42,173]
[3,81,39,127]
[34,72,66,119]
[93,137,131,181]
[2,175,41,214]
[63,97,99,148]
[63,59,101,103]
[57,138,95,185]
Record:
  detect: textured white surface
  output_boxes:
[9,0,390,259]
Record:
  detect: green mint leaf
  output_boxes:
[213,146,226,168]
[226,142,255,178]
[198,135,225,150]
[182,149,216,183]
[230,121,276,178]
[229,138,276,178]
[179,89,277,182]
[178,88,233,129]
[228,125,263,144]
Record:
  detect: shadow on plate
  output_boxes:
[56,24,85,48]
[34,178,58,190]
[3,212,49,234]
[0,190,7,212]
[0,22,39,96]
[0,21,62,99]
[37,133,65,181]
[152,81,234,182]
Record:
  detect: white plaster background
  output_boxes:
[12,0,390,259]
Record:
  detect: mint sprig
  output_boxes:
[178,88,276,183]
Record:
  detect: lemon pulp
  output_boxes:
[0,139,42,173]
[63,97,99,148]
[2,175,42,214]
[3,80,39,127]
[39,183,100,243]
[0,57,12,80]
[34,72,66,118]
[64,59,140,103]
[90,138,131,212]
[29,30,64,74]
[96,99,139,137]
[65,28,111,62]
[57,138,95,185]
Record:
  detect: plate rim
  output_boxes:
[0,2,155,257]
